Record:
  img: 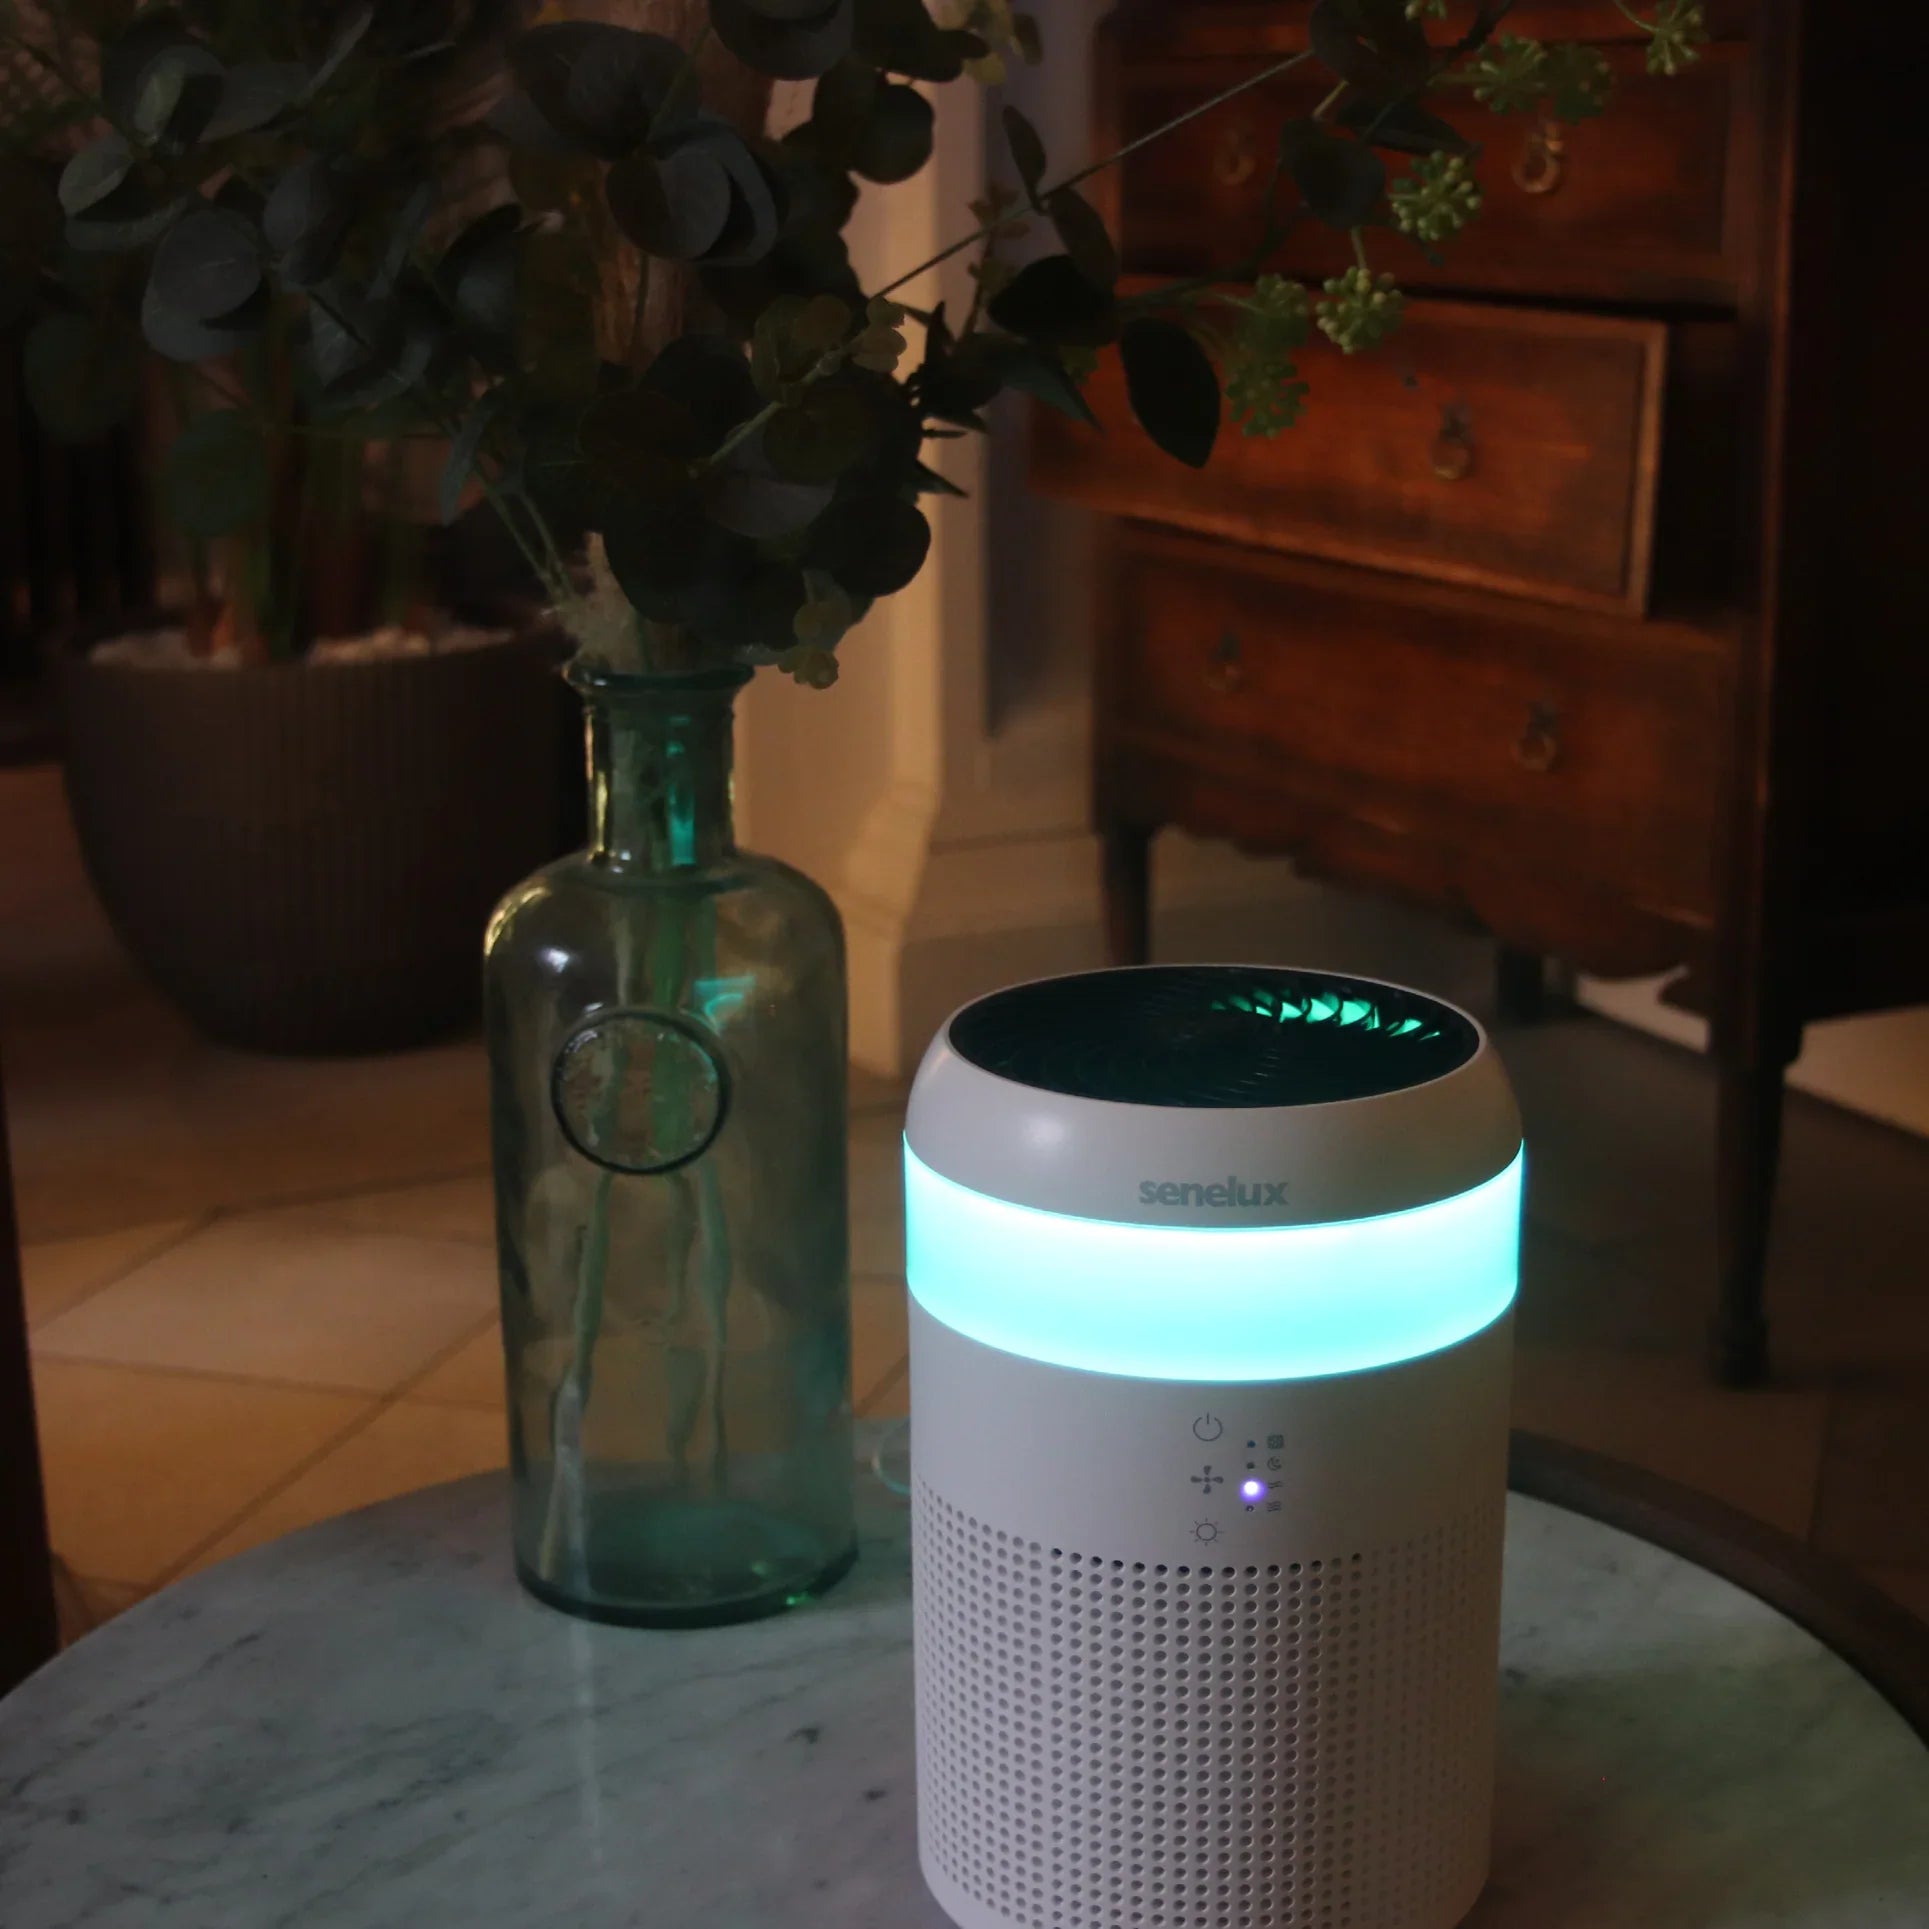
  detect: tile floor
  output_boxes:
[6,764,1928,1638]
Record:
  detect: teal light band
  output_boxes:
[905,1146,1523,1382]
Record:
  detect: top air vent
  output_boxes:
[946,965,1478,1109]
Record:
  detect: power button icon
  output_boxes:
[1192,1414,1224,1442]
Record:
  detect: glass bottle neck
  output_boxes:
[584,677,743,872]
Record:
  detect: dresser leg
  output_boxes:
[1495,945,1548,1025]
[1100,822,1152,968]
[1711,1058,1785,1388]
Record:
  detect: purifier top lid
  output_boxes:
[907,965,1521,1228]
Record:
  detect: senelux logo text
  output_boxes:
[1140,1178,1289,1208]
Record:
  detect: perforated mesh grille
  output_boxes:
[914,1483,1499,1929]
[945,967,1478,1109]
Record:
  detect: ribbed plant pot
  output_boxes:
[57,633,581,1055]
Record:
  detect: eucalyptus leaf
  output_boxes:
[809,59,881,159]
[639,335,763,450]
[510,23,684,158]
[579,389,704,493]
[854,0,985,82]
[21,311,141,441]
[150,206,263,323]
[141,277,267,362]
[682,552,808,654]
[1120,316,1220,469]
[101,17,200,127]
[807,491,929,596]
[851,84,933,184]
[1002,104,1048,207]
[264,158,354,288]
[1307,0,1430,95]
[133,42,223,148]
[765,382,879,482]
[487,91,577,156]
[705,133,786,268]
[702,461,834,540]
[1047,186,1118,291]
[203,62,308,141]
[600,488,722,622]
[162,408,268,538]
[373,180,436,297]
[1290,130,1387,230]
[302,281,390,386]
[309,4,375,95]
[914,459,966,497]
[712,0,855,82]
[58,135,133,218]
[916,314,992,424]
[606,146,732,262]
[987,253,1119,348]
[321,307,437,413]
[439,388,505,526]
[993,342,1100,428]
[449,221,521,353]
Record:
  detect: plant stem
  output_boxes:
[298,281,574,607]
[873,47,1316,302]
[624,250,653,369]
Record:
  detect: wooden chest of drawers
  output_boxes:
[1031,0,1929,1383]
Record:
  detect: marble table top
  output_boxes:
[2,1435,1925,1929]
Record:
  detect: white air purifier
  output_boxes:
[906,965,1523,1929]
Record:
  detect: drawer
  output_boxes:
[1110,40,1754,308]
[1101,529,1723,918]
[1033,295,1668,614]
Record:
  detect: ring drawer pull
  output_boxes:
[1513,120,1567,196]
[1205,627,1246,695]
[1212,119,1261,188]
[1514,701,1562,774]
[1430,404,1476,483]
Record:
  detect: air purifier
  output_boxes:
[906,965,1522,1929]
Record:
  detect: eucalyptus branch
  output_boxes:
[300,278,574,605]
[690,336,853,479]
[872,47,1317,302]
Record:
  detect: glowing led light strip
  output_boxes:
[906,1146,1522,1382]
[1212,988,1437,1038]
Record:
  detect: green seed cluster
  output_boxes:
[1648,0,1710,76]
[1468,34,1550,114]
[1316,267,1405,356]
[1390,154,1484,246]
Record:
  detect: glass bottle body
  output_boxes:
[485,667,854,1626]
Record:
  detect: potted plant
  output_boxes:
[0,0,581,1054]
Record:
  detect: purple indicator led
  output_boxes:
[1240,1479,1266,1501]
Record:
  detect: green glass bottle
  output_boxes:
[485,663,855,1626]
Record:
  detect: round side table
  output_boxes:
[0,1429,1924,1927]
